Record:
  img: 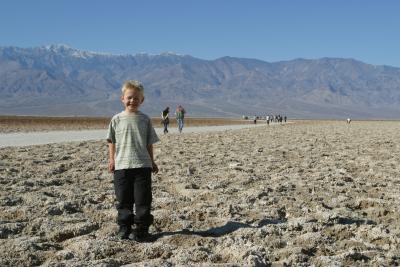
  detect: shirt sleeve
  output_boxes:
[106,119,116,143]
[147,119,160,145]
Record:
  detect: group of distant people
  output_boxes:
[161,105,186,134]
[265,114,287,125]
[243,114,287,125]
[248,114,287,125]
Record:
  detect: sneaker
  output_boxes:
[117,225,131,240]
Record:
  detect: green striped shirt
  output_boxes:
[107,111,159,170]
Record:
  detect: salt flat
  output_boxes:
[0,123,266,148]
[0,120,399,266]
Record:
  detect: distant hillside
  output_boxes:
[1,44,400,119]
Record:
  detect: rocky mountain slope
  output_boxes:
[1,45,400,118]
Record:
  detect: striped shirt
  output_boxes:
[107,111,159,170]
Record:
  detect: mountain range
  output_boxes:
[1,44,400,119]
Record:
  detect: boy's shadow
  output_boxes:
[148,218,286,242]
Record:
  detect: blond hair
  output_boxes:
[121,80,144,96]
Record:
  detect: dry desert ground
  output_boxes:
[0,120,399,266]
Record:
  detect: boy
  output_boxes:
[107,80,159,241]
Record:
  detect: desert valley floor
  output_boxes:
[0,120,399,266]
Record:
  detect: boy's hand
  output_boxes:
[108,160,115,173]
[151,162,159,174]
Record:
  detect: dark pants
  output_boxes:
[163,121,169,134]
[113,168,153,227]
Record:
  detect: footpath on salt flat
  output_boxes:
[0,122,278,148]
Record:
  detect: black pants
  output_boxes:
[113,168,153,227]
[163,121,169,134]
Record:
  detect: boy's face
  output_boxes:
[121,88,144,113]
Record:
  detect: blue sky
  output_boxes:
[1,0,400,66]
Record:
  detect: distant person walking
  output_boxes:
[175,105,186,133]
[161,107,170,134]
[347,118,351,124]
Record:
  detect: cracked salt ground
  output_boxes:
[0,121,400,266]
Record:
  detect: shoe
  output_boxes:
[117,225,131,240]
[129,225,150,242]
[129,230,150,242]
